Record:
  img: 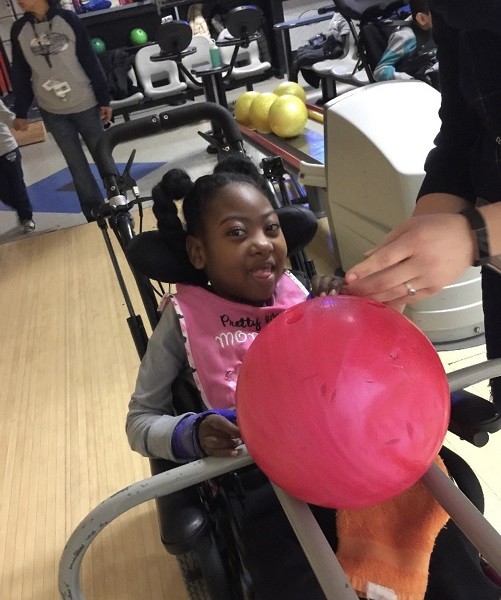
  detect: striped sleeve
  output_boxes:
[373,28,417,81]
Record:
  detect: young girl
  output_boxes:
[126,156,339,600]
[125,158,495,600]
[126,156,339,462]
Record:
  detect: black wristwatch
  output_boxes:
[459,206,491,266]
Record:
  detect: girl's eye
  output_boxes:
[228,227,246,237]
[266,222,281,234]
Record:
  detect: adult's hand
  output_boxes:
[100,106,112,125]
[13,118,29,131]
[342,212,476,308]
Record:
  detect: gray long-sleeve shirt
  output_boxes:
[126,303,200,462]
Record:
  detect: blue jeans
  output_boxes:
[40,106,104,221]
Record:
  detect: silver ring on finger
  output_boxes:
[404,281,417,296]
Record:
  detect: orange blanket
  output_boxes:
[336,457,449,600]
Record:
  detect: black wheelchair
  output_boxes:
[58,101,501,600]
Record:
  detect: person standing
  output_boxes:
[0,98,35,232]
[344,0,501,406]
[10,0,112,222]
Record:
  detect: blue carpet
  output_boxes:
[0,162,164,214]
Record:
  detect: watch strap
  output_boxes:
[459,206,491,266]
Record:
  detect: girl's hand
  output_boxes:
[198,414,242,458]
[311,274,344,297]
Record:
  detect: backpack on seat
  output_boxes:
[290,13,349,88]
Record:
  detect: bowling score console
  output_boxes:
[239,80,485,350]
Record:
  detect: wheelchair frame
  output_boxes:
[89,101,325,599]
[59,357,501,599]
[63,101,501,600]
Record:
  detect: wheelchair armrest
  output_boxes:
[449,390,501,448]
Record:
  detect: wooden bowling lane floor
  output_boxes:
[0,212,189,600]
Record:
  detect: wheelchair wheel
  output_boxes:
[176,551,212,600]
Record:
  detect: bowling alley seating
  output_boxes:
[217,27,271,90]
[154,5,272,103]
[310,0,411,102]
[307,27,363,104]
[109,67,145,121]
[178,34,213,91]
[134,44,188,101]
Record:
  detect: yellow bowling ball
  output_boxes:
[268,94,308,138]
[248,93,278,133]
[234,91,260,126]
[273,81,307,105]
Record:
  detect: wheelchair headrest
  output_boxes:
[126,204,317,284]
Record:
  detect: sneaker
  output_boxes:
[21,219,36,233]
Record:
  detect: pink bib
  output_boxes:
[169,272,307,409]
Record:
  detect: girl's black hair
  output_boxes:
[152,155,274,283]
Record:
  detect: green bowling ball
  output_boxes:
[91,37,106,54]
[129,28,149,46]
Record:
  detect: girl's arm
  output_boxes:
[126,303,194,462]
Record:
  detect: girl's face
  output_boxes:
[187,183,287,306]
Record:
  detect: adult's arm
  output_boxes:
[342,6,501,304]
[126,303,195,462]
[10,19,35,119]
[60,10,111,107]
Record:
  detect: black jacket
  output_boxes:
[419,1,501,203]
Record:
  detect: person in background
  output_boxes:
[373,0,437,83]
[0,98,35,233]
[10,0,112,222]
